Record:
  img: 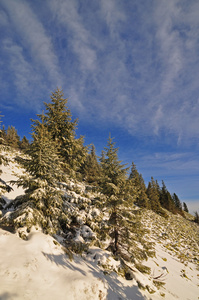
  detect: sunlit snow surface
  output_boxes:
[0,152,198,299]
[0,228,198,300]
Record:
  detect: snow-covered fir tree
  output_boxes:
[98,135,154,265]
[0,113,4,174]
[1,114,69,236]
[43,88,87,177]
[0,113,11,197]
[1,107,199,298]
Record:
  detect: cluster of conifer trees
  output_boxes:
[0,88,198,233]
[0,124,29,151]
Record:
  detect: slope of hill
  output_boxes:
[0,149,198,300]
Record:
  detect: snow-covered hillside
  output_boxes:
[0,150,198,300]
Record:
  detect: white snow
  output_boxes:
[144,242,199,300]
[0,150,199,299]
[0,228,107,300]
[1,151,25,203]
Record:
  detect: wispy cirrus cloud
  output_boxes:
[0,0,199,145]
[150,0,199,141]
[0,0,62,109]
[0,0,198,209]
[137,151,199,175]
[154,0,183,95]
[48,0,98,73]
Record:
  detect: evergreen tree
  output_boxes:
[99,135,152,263]
[0,113,9,195]
[6,126,20,149]
[155,179,161,198]
[159,181,175,213]
[183,202,189,213]
[172,193,184,215]
[129,162,139,182]
[81,144,101,184]
[146,178,160,211]
[159,180,167,207]
[7,114,67,234]
[129,162,149,208]
[26,114,64,187]
[173,193,182,210]
[0,116,4,195]
[147,177,167,217]
[0,113,6,146]
[0,125,7,144]
[43,88,87,175]
[99,135,128,197]
[19,136,30,152]
[194,211,199,224]
[0,113,4,168]
[138,174,150,208]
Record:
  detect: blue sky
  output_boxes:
[0,0,198,214]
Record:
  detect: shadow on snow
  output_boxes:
[42,251,148,300]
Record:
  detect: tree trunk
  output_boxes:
[114,227,119,253]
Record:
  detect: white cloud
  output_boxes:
[48,0,98,72]
[100,0,126,39]
[0,37,48,110]
[1,0,62,88]
[0,7,8,26]
[0,0,198,205]
[154,0,183,95]
[1,0,199,145]
[138,151,199,174]
[3,39,33,91]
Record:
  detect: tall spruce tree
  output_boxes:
[183,202,189,213]
[19,136,30,152]
[138,174,150,208]
[159,180,175,213]
[0,113,10,196]
[0,125,6,145]
[43,88,87,175]
[0,113,4,199]
[81,144,101,184]
[0,112,4,146]
[100,135,129,199]
[99,135,153,264]
[0,113,4,169]
[26,115,64,187]
[172,193,184,215]
[147,178,160,212]
[194,211,199,224]
[6,114,68,234]
[129,162,149,208]
[147,177,167,217]
[129,162,139,181]
[6,126,20,149]
[173,193,182,210]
